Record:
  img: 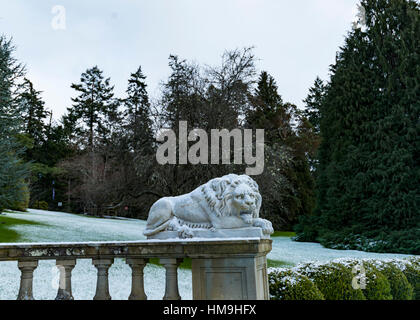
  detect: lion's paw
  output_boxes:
[253,218,274,235]
[178,225,194,239]
[262,220,274,235]
[167,218,180,231]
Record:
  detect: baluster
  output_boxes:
[92,258,114,300]
[55,259,76,300]
[160,258,182,300]
[17,260,38,300]
[126,258,148,300]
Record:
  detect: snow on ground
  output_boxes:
[3,209,148,242]
[268,237,412,265]
[0,209,416,300]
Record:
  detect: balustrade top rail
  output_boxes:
[0,238,272,262]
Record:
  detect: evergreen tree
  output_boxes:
[247,71,291,144]
[19,78,48,159]
[60,67,120,215]
[247,71,316,230]
[66,66,117,150]
[296,0,420,254]
[94,66,158,218]
[161,55,205,130]
[300,77,325,174]
[303,77,325,133]
[123,66,154,154]
[0,35,29,212]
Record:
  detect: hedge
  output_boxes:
[269,269,324,300]
[294,261,366,300]
[367,259,415,300]
[268,258,417,300]
[404,257,420,300]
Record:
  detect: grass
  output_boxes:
[267,259,293,268]
[272,231,296,237]
[0,214,43,243]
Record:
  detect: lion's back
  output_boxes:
[170,188,211,223]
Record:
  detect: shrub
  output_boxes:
[328,259,392,300]
[9,183,30,212]
[388,257,420,300]
[363,264,393,300]
[268,269,324,300]
[293,215,320,242]
[316,229,420,255]
[296,262,366,300]
[369,260,414,300]
[32,201,49,211]
[403,263,420,300]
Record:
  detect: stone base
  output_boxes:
[147,227,270,240]
[192,255,269,300]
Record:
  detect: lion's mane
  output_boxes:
[200,174,262,218]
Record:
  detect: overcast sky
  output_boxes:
[1,0,360,120]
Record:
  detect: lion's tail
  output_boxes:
[143,219,173,237]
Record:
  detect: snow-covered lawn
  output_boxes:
[268,237,412,265]
[0,209,416,300]
[2,209,148,243]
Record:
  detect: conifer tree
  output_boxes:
[296,0,420,254]
[300,77,326,174]
[66,66,117,150]
[0,35,29,212]
[19,78,48,159]
[123,66,154,154]
[303,77,325,133]
[247,71,316,229]
[160,55,205,130]
[247,71,291,144]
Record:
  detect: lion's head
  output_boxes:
[201,174,262,218]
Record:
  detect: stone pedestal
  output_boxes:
[148,227,270,240]
[191,241,270,300]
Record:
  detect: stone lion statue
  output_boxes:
[143,174,274,238]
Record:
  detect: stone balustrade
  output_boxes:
[0,238,272,300]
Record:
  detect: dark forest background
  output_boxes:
[1,0,418,254]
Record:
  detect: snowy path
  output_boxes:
[0,209,415,300]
